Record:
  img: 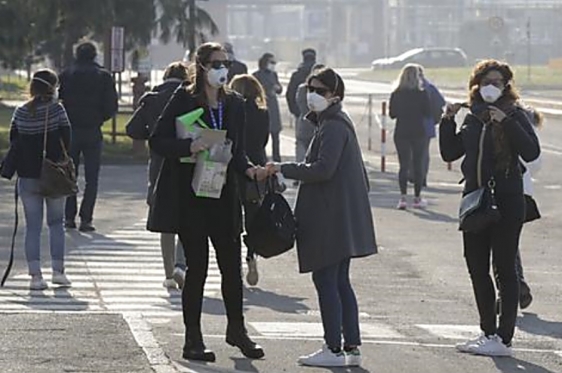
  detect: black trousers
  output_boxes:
[178,205,244,334]
[394,136,426,197]
[462,206,523,345]
[270,131,281,162]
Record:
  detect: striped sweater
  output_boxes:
[9,100,71,178]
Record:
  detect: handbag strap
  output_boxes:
[1,181,19,287]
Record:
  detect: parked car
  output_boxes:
[371,48,468,70]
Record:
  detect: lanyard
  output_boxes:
[209,102,223,130]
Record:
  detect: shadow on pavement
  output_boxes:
[517,312,562,340]
[231,357,259,372]
[243,286,309,314]
[494,357,559,373]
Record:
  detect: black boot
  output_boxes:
[520,281,533,310]
[226,326,264,359]
[182,330,216,362]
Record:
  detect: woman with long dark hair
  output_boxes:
[2,69,72,290]
[148,42,266,362]
[440,59,540,357]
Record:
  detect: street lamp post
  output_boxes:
[527,16,531,82]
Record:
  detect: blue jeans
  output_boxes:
[18,178,66,276]
[65,131,103,223]
[312,258,361,349]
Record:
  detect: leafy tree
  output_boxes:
[158,0,219,60]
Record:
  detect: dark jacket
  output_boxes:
[295,83,316,141]
[59,61,118,131]
[253,69,282,133]
[3,101,71,179]
[389,88,431,139]
[244,100,270,166]
[126,79,184,203]
[440,105,540,208]
[227,59,248,83]
[286,61,315,117]
[281,103,377,273]
[422,79,446,138]
[147,88,251,235]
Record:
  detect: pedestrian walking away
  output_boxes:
[224,42,248,83]
[440,59,540,357]
[267,67,377,368]
[286,48,317,140]
[229,74,271,287]
[125,61,189,290]
[59,41,118,232]
[389,64,431,210]
[148,42,269,363]
[1,69,73,290]
[407,64,446,187]
[295,63,325,165]
[253,53,283,162]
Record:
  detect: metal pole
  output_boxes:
[381,101,387,173]
[367,94,373,151]
[112,72,117,144]
[527,16,531,82]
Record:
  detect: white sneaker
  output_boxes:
[298,345,347,367]
[456,334,488,353]
[246,258,259,286]
[396,197,407,210]
[412,197,428,209]
[52,272,71,287]
[172,267,185,289]
[162,278,177,289]
[345,348,362,367]
[467,335,513,357]
[30,276,48,291]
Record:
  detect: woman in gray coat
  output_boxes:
[268,68,377,368]
[253,53,283,162]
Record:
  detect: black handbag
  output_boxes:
[38,105,78,198]
[458,117,501,233]
[524,194,541,223]
[243,177,296,258]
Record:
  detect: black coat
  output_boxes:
[147,87,251,235]
[244,101,269,166]
[59,61,118,130]
[286,61,315,117]
[227,59,248,83]
[440,105,540,223]
[389,88,431,139]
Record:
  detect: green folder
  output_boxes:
[175,108,208,163]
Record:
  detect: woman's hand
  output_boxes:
[444,103,463,119]
[266,162,281,176]
[190,139,208,154]
[489,105,507,122]
[246,166,269,181]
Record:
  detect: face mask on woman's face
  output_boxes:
[307,92,330,112]
[479,84,503,103]
[207,66,229,88]
[267,62,276,72]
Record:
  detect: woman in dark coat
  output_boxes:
[229,74,270,287]
[148,43,267,363]
[440,59,540,357]
[389,63,431,210]
[253,53,283,162]
[268,68,377,368]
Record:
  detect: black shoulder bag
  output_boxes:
[458,118,501,232]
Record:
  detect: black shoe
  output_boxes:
[79,222,96,232]
[183,333,216,362]
[520,282,533,309]
[65,220,77,229]
[226,327,264,359]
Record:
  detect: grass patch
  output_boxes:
[0,75,28,101]
[357,65,562,90]
[0,104,147,163]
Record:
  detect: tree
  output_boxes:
[158,0,219,61]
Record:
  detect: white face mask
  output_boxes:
[207,67,229,88]
[307,92,330,112]
[480,84,502,103]
[267,62,276,72]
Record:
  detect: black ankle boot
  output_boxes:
[226,327,264,359]
[520,282,533,309]
[183,331,216,362]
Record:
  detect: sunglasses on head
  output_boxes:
[307,85,330,96]
[208,60,232,69]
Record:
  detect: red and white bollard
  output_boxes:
[381,101,387,173]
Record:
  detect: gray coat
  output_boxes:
[281,103,377,273]
[253,69,282,133]
[295,84,316,142]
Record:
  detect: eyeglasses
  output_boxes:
[208,60,232,69]
[307,85,329,96]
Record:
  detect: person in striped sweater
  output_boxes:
[8,69,72,290]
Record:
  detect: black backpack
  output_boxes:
[243,178,296,258]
